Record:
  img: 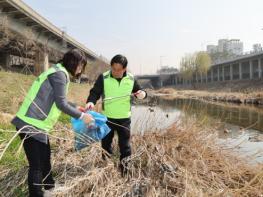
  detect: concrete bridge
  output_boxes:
[0,0,106,73]
[136,52,263,88]
[135,73,175,88]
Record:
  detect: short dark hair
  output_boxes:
[61,49,87,76]
[110,54,128,68]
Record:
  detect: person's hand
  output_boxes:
[85,102,95,111]
[77,106,86,112]
[81,113,94,124]
[134,90,146,99]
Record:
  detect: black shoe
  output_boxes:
[44,184,55,190]
[119,161,129,177]
[43,180,55,190]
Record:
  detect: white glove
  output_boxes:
[134,90,146,100]
[85,102,95,111]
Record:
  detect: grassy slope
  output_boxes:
[0,71,90,114]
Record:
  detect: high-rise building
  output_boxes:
[206,45,217,54]
[217,39,228,53]
[252,44,262,53]
[206,39,243,55]
[225,39,243,55]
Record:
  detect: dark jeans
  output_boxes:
[19,131,54,197]
[102,118,131,173]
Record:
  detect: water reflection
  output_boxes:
[148,97,263,132]
[131,105,181,134]
[131,97,263,163]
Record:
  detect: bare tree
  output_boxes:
[180,53,196,81]
[180,51,211,86]
[195,51,211,82]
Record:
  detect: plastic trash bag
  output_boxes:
[71,111,110,151]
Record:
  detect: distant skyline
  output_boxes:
[23,0,263,74]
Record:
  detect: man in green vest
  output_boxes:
[12,49,94,197]
[85,54,146,176]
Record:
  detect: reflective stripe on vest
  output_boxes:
[102,70,134,119]
[16,63,69,131]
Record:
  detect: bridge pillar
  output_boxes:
[0,53,11,69]
[202,73,205,83]
[222,66,225,81]
[239,62,242,80]
[230,64,233,80]
[258,58,262,79]
[249,60,253,79]
[159,80,163,87]
[35,51,49,74]
[217,66,220,82]
[211,68,213,82]
[43,53,49,71]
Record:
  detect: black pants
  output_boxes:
[102,118,131,163]
[19,132,55,197]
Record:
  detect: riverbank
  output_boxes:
[153,87,263,105]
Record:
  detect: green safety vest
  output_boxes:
[16,63,69,131]
[102,70,134,119]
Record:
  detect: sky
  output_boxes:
[23,0,263,74]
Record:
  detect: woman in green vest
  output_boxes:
[11,49,94,197]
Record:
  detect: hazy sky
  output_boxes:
[23,0,263,74]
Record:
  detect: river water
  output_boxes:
[131,97,263,163]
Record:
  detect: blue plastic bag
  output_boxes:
[71,111,111,151]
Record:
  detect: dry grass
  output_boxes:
[67,82,91,106]
[155,88,176,95]
[0,71,35,114]
[53,120,263,197]
[0,113,13,125]
[1,116,263,196]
